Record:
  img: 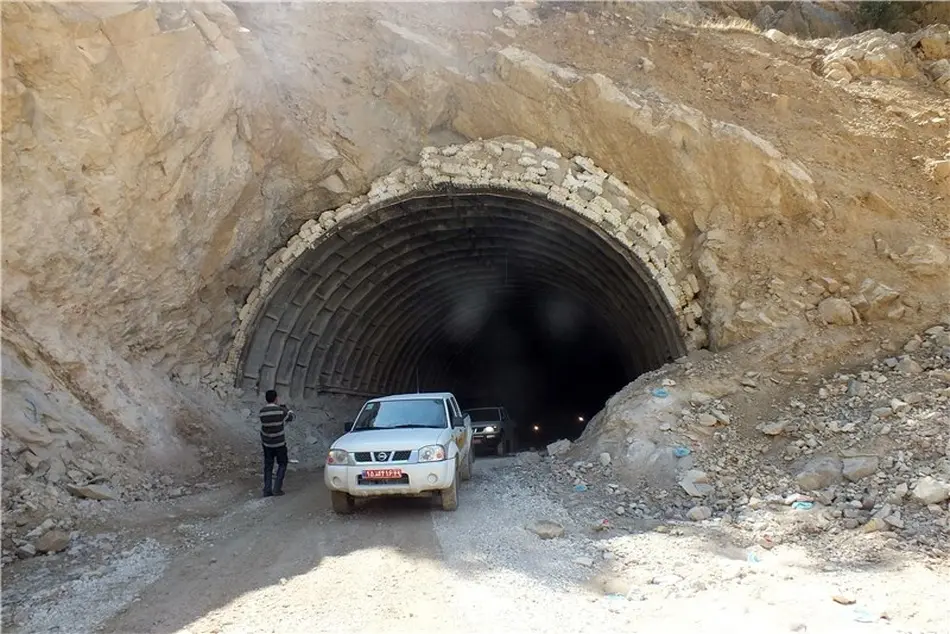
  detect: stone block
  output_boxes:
[603,210,623,229]
[643,225,663,248]
[665,219,687,242]
[523,182,550,197]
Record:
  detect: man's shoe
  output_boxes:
[274,490,285,496]
[262,490,273,497]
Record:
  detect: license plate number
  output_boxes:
[473,438,483,444]
[363,469,403,479]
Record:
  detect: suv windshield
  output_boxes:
[465,408,501,423]
[353,398,448,430]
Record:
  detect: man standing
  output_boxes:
[259,389,295,497]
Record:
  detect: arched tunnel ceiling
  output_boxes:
[229,139,706,399]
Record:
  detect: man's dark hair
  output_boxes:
[265,389,278,403]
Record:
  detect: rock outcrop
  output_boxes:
[820,24,950,92]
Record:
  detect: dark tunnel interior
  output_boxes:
[239,189,687,444]
[428,285,630,446]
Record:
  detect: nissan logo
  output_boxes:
[376,452,388,461]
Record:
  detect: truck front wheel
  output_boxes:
[440,475,459,511]
[331,490,354,514]
[460,448,473,481]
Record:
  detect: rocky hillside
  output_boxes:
[546,319,949,560]
[707,1,950,38]
[2,1,949,561]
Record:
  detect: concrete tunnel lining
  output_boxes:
[226,138,706,400]
[241,194,684,397]
[292,201,667,386]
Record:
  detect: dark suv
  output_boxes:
[464,406,517,456]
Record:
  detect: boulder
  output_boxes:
[686,505,712,521]
[842,456,879,482]
[759,420,787,435]
[25,518,56,540]
[911,25,950,60]
[818,297,857,325]
[900,243,949,277]
[546,439,571,456]
[912,476,950,504]
[34,529,71,554]
[16,543,36,559]
[679,469,714,497]
[795,457,843,491]
[895,357,923,375]
[850,279,902,321]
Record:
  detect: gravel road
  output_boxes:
[3,456,947,634]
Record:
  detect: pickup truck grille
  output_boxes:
[354,450,411,463]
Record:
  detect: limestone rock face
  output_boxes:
[771,2,857,39]
[454,46,819,227]
[821,25,950,92]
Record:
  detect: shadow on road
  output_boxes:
[97,465,448,633]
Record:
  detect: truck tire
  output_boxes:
[460,448,473,481]
[330,490,354,514]
[440,474,459,511]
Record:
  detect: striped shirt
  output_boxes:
[259,404,293,448]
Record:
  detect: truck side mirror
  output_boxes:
[452,416,465,428]
[343,422,355,434]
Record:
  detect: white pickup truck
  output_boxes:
[324,392,473,514]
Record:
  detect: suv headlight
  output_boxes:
[326,449,350,465]
[483,425,495,433]
[418,444,446,462]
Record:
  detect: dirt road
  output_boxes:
[3,456,947,634]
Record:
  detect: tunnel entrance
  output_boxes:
[228,139,704,441]
[433,285,630,446]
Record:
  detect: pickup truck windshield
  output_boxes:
[465,408,501,423]
[353,398,448,430]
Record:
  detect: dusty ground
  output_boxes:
[3,454,947,634]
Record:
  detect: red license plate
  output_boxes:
[363,469,403,479]
[473,438,483,443]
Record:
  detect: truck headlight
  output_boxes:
[326,449,350,465]
[418,445,446,462]
[483,425,495,433]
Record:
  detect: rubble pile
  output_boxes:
[543,322,950,559]
[0,444,242,567]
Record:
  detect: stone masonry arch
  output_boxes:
[225,137,705,397]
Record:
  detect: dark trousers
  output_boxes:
[262,445,288,494]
